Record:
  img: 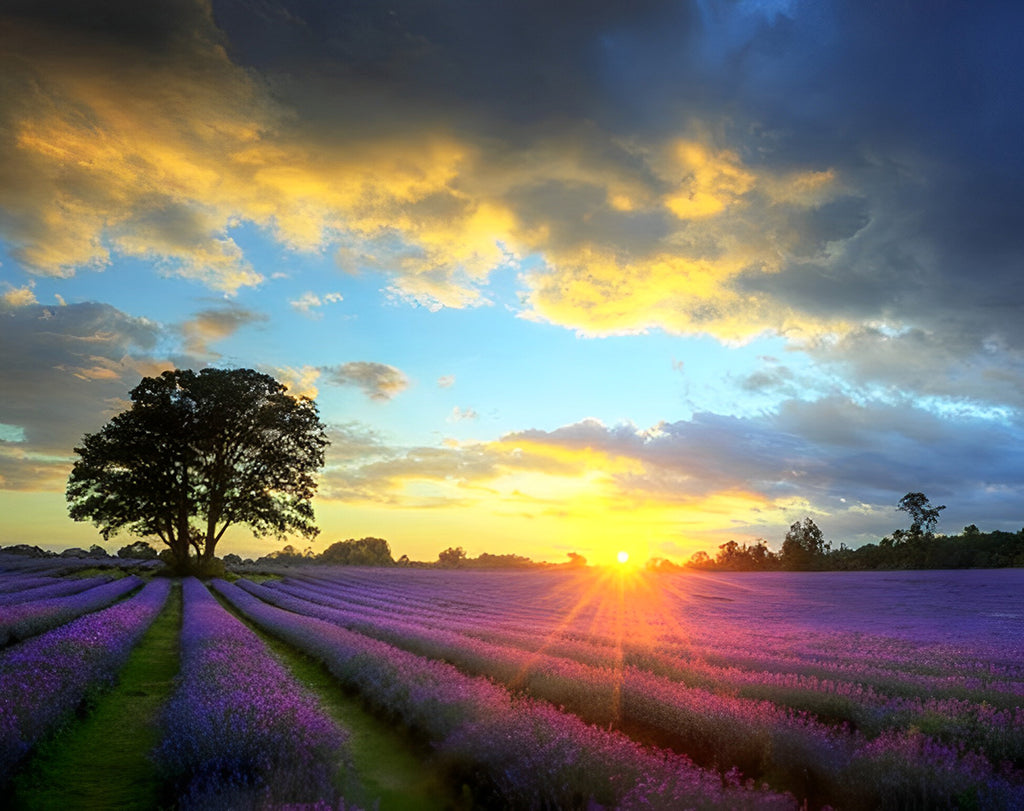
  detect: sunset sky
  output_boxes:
[2,0,1023,564]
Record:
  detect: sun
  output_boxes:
[616,550,630,564]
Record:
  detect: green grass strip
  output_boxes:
[10,581,182,810]
[253,619,461,811]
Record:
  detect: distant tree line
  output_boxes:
[672,493,1024,572]
[2,538,590,571]
[239,537,398,567]
[229,540,586,570]
[27,485,1024,574]
[434,546,548,569]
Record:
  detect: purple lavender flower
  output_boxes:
[155,577,351,809]
[0,577,170,781]
[0,576,143,647]
[230,570,1024,809]
[0,575,69,596]
[0,575,114,606]
[214,578,794,809]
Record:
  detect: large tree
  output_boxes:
[897,492,946,538]
[67,368,328,575]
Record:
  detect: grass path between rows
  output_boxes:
[10,578,457,810]
[229,595,461,811]
[10,581,183,810]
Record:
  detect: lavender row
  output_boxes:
[214,578,793,810]
[0,575,143,647]
[362,568,1024,681]
[247,577,1023,809]
[404,595,1024,760]
[0,577,170,781]
[240,579,834,798]
[291,569,566,633]
[269,574,1024,764]
[0,575,63,596]
[0,575,114,606]
[320,570,1024,699]
[332,571,1024,757]
[286,572,1024,693]
[155,578,352,809]
[631,636,1024,703]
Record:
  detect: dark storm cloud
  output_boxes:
[4,0,1023,404]
[211,0,1022,163]
[210,0,690,130]
[1,0,211,50]
[303,0,1022,369]
[721,3,1024,355]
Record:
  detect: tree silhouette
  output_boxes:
[897,492,946,537]
[67,368,328,575]
[116,540,158,560]
[321,537,394,566]
[781,517,829,570]
[437,546,467,567]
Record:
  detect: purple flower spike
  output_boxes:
[0,578,170,780]
[156,577,353,809]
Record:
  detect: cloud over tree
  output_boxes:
[320,362,409,402]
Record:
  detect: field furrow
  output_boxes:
[156,577,354,808]
[0,578,170,780]
[214,577,795,810]
[273,573,1024,765]
[0,576,145,647]
[235,574,1023,809]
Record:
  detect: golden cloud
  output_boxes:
[322,423,757,514]
[663,141,755,220]
[1,284,38,308]
[517,139,848,340]
[2,10,851,338]
[271,365,321,400]
[315,423,783,560]
[1,14,271,290]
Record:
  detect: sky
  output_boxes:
[1,0,1023,564]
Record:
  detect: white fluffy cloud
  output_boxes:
[289,291,344,317]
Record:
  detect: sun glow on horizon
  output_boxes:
[617,550,630,564]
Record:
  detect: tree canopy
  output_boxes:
[437,546,467,568]
[897,492,946,537]
[66,368,328,575]
[321,537,395,566]
[780,517,830,570]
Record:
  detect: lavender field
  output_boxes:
[2,560,1023,809]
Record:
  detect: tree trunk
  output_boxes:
[172,464,194,575]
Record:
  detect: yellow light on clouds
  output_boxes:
[664,140,755,220]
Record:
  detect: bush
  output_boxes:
[117,541,158,560]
